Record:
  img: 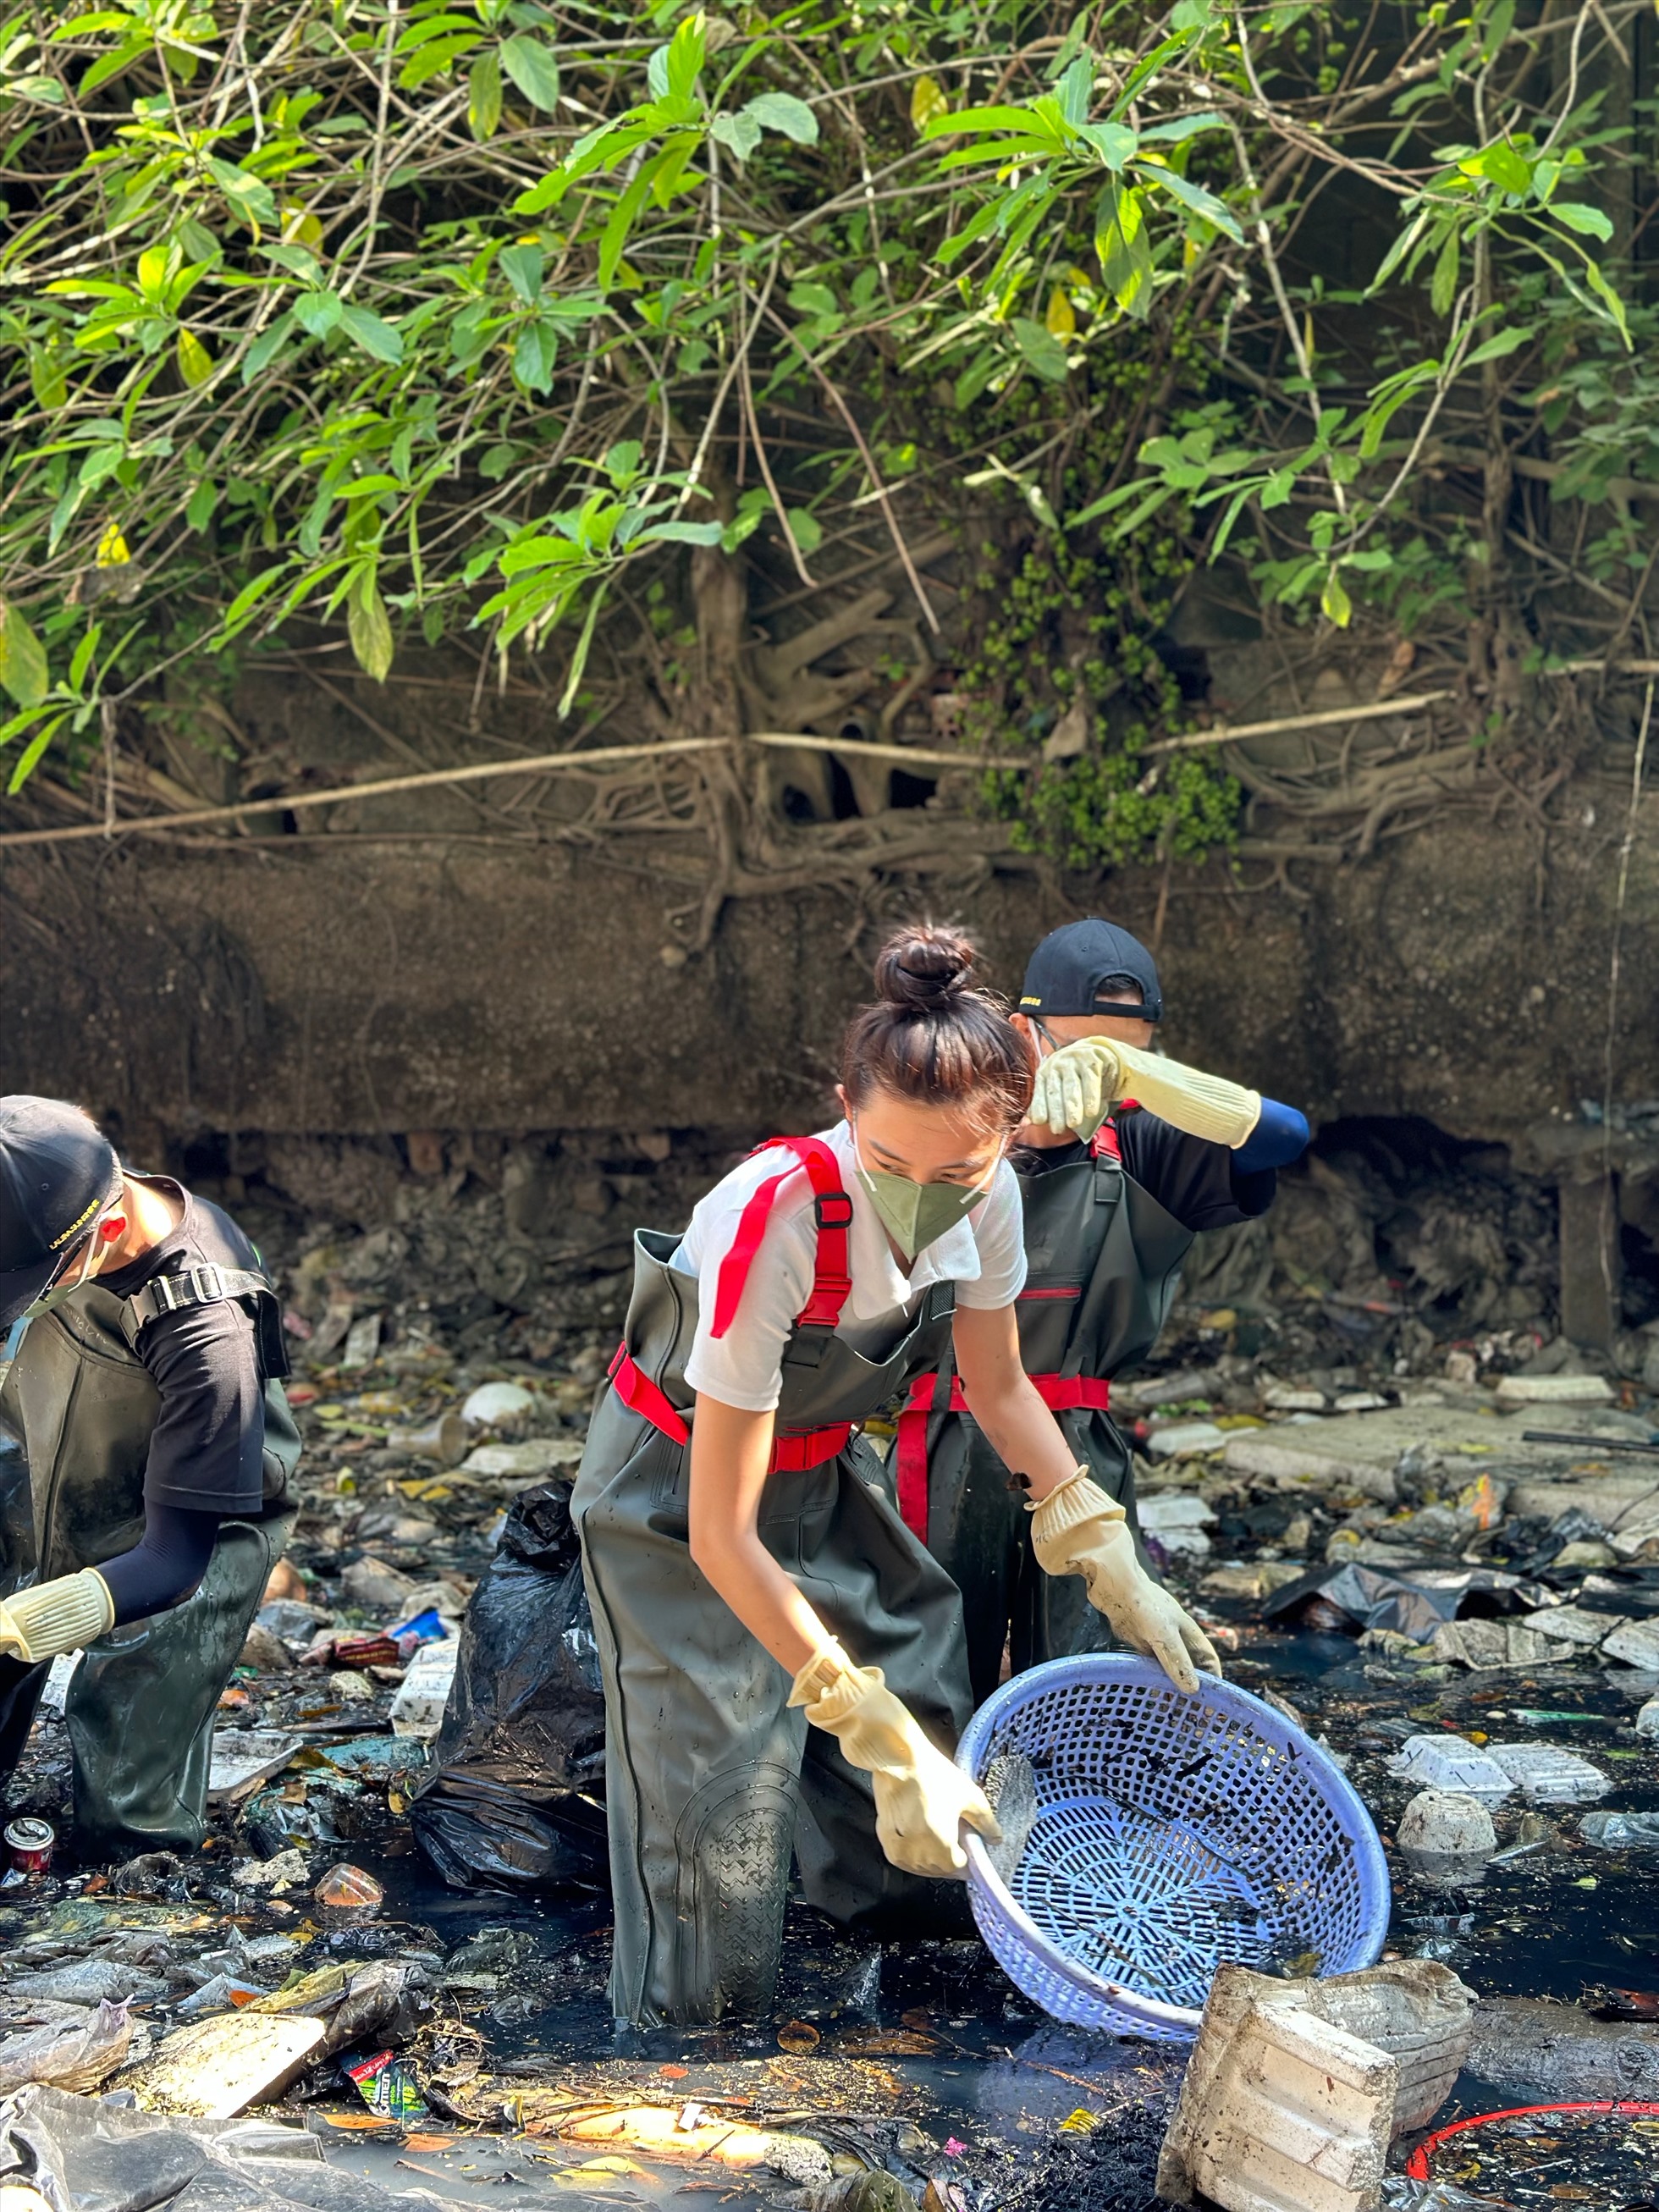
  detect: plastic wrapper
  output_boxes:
[1262,1562,1552,1641]
[409,1481,607,1894]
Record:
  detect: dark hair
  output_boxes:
[841,924,1033,1133]
[1094,973,1144,1003]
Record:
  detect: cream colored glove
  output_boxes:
[1028,1470,1221,1695]
[790,1642,1000,1879]
[1029,1035,1261,1149]
[0,1570,113,1664]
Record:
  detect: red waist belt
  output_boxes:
[608,1346,852,1472]
[895,1371,1112,1542]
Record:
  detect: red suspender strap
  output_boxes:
[710,1136,852,1340]
[608,1343,690,1446]
[893,1371,1112,1541]
[770,1421,853,1472]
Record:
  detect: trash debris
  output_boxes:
[1484,1741,1610,1804]
[1396,1790,1496,1865]
[410,1481,607,1892]
[1265,1564,1551,1641]
[460,1382,536,1428]
[1157,1962,1399,2211]
[1387,1737,1515,1801]
[389,1638,460,1741]
[206,1731,302,1806]
[1464,1995,1659,2097]
[1136,1492,1216,1553]
[0,2000,131,2094]
[344,2048,428,2121]
[983,1750,1038,1888]
[1580,1809,1659,1849]
[127,2011,328,2116]
[312,1863,384,1911]
[559,2104,834,2182]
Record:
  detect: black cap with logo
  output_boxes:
[1018,918,1164,1023]
[0,1097,121,1328]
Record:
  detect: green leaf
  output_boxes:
[784,507,824,554]
[1461,140,1531,195]
[789,280,837,316]
[293,290,343,339]
[30,350,67,412]
[1095,179,1154,318]
[500,33,560,110]
[220,564,295,637]
[206,157,278,234]
[69,623,102,692]
[338,303,404,362]
[1141,161,1243,244]
[176,328,213,386]
[242,312,295,383]
[743,91,818,145]
[1430,229,1458,315]
[1463,326,1530,366]
[1138,112,1226,142]
[185,479,218,531]
[0,600,50,709]
[1077,120,1138,169]
[711,109,762,160]
[598,155,660,293]
[7,715,68,794]
[469,49,502,141]
[512,318,558,392]
[643,519,725,545]
[499,242,543,302]
[1550,201,1613,240]
[347,571,394,681]
[1320,571,1352,627]
[1010,317,1070,382]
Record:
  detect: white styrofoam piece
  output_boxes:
[1387,1734,1514,1801]
[389,1636,460,1740]
[1485,1740,1609,1804]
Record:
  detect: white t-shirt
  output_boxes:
[673,1119,1027,1414]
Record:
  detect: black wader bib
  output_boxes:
[0,1180,300,1856]
[903,1120,1193,1708]
[572,1139,974,2027]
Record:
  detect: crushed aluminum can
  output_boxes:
[4,1816,55,1877]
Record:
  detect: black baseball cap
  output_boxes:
[0,1097,122,1328]
[1018,918,1164,1023]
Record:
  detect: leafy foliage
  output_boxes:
[0,0,1648,863]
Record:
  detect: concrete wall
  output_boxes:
[2,794,1646,1153]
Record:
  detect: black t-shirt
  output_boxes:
[1015,1111,1276,1231]
[98,1182,268,1514]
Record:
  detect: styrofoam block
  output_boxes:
[1387,1735,1514,1801]
[1484,1741,1609,1804]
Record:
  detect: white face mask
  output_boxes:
[851,1119,1004,1260]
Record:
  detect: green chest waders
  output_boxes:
[0,1184,300,1856]
[896,1116,1194,1707]
[571,1137,973,2028]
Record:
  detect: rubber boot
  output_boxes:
[66,1506,295,1858]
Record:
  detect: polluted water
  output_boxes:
[6,1134,1659,2209]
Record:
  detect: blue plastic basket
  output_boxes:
[955,1655,1390,2041]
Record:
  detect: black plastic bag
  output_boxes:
[409,1480,608,1893]
[1263,1561,1554,1641]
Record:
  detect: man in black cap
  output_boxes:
[894,919,1308,1704]
[0,1096,300,1857]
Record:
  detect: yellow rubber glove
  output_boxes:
[1029,1035,1261,1150]
[790,1642,1001,1879]
[0,1570,114,1664]
[1028,1470,1222,1695]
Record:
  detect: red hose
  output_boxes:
[1406,2099,1659,2181]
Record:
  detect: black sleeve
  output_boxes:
[1116,1110,1280,1233]
[99,1503,222,1625]
[135,1298,267,1514]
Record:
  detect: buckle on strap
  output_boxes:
[813,1193,853,1229]
[147,1262,229,1316]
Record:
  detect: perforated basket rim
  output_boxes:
[955,1653,1391,2029]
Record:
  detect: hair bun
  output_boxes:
[873,923,978,1011]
